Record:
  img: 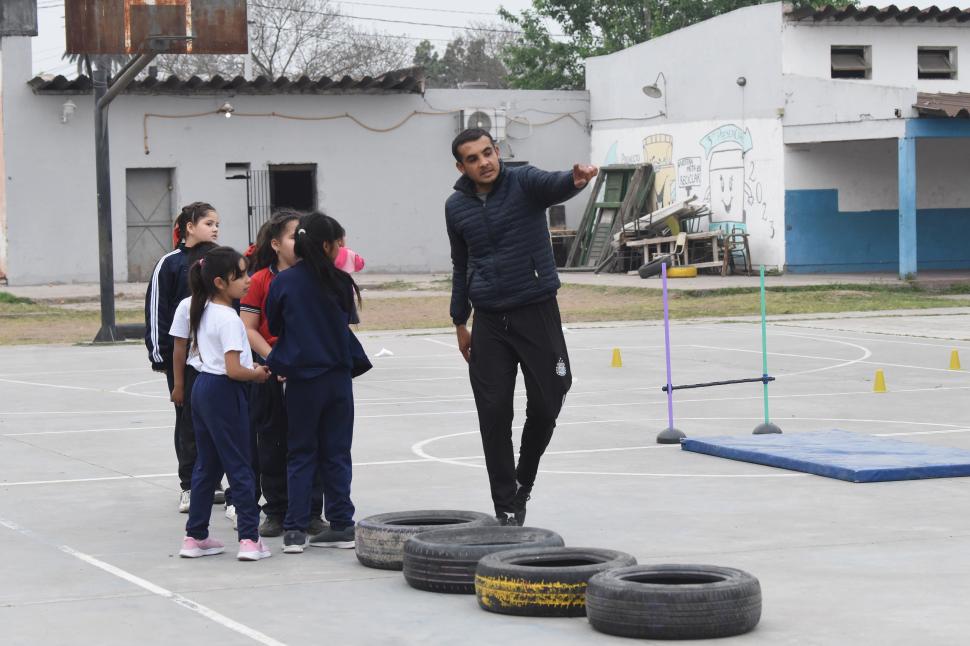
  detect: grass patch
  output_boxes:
[360,280,417,291]
[2,282,967,344]
[0,291,33,305]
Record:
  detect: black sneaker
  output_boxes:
[308,516,329,536]
[495,513,521,527]
[282,530,307,554]
[212,486,226,505]
[259,515,284,538]
[309,525,355,549]
[512,485,532,526]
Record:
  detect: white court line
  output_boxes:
[410,431,804,478]
[875,428,970,437]
[114,379,168,399]
[2,425,170,437]
[0,516,287,646]
[0,377,103,392]
[0,473,175,487]
[422,337,456,349]
[0,409,171,416]
[0,367,146,378]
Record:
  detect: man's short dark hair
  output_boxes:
[452,128,496,162]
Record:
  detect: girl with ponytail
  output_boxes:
[177,246,273,562]
[264,211,371,553]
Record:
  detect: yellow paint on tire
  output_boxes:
[475,574,588,609]
[667,266,697,278]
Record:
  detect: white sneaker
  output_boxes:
[225,504,237,529]
[178,490,191,513]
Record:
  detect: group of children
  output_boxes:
[145,202,370,562]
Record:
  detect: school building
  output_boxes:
[3,2,970,284]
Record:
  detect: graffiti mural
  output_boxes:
[601,123,776,239]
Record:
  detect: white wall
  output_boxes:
[785,138,970,211]
[0,44,590,284]
[590,118,786,267]
[0,42,7,279]
[586,3,784,126]
[783,19,970,92]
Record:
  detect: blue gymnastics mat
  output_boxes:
[680,430,970,483]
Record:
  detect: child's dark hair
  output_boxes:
[250,209,302,272]
[293,211,361,314]
[173,202,216,248]
[188,246,245,351]
[184,240,218,267]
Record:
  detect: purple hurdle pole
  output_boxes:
[657,262,686,444]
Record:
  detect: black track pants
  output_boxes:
[469,297,572,515]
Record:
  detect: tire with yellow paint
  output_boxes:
[475,547,637,617]
[403,526,564,594]
[355,510,498,570]
[667,266,698,278]
[585,564,762,639]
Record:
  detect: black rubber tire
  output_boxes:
[475,546,637,617]
[402,526,564,594]
[586,564,762,640]
[638,255,671,279]
[355,510,498,570]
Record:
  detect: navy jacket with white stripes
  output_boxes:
[446,162,581,325]
[144,245,190,371]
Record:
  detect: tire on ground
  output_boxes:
[585,564,762,640]
[667,266,698,278]
[638,255,671,279]
[402,526,564,594]
[475,546,637,617]
[355,510,498,570]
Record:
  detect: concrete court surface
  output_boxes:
[2,313,970,645]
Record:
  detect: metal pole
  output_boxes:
[93,65,117,342]
[753,264,782,435]
[92,53,156,342]
[657,262,685,444]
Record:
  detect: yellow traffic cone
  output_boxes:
[873,369,887,393]
[950,350,962,371]
[611,348,623,368]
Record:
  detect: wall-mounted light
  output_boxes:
[61,99,77,124]
[736,76,747,87]
[641,72,668,116]
[218,102,235,119]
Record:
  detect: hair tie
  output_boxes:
[199,258,206,267]
[298,228,307,235]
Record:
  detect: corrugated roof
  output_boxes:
[914,91,970,118]
[28,67,425,95]
[786,4,970,23]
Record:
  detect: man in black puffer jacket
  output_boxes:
[446,128,597,526]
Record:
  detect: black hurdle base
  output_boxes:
[753,422,783,435]
[657,427,687,444]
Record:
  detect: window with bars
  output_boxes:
[918,47,957,80]
[831,45,871,79]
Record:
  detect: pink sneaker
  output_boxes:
[179,536,225,558]
[237,539,272,561]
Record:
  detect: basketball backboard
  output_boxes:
[65,0,247,55]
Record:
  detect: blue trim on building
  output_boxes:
[906,119,970,139]
[897,137,917,278]
[785,189,970,273]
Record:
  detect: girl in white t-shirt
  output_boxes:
[178,246,273,562]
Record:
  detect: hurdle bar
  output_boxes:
[662,376,776,393]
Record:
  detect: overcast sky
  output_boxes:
[30,0,537,76]
[31,0,951,77]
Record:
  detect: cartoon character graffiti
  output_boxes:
[643,134,676,209]
[699,124,774,237]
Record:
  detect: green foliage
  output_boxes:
[413,29,511,89]
[500,0,856,89]
[0,292,32,305]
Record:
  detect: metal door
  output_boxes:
[126,168,173,282]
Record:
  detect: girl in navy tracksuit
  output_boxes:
[145,201,221,509]
[178,246,272,562]
[265,212,371,554]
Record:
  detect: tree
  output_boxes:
[412,23,515,89]
[152,0,411,79]
[500,0,853,89]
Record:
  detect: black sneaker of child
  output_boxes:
[259,515,284,538]
[308,525,355,549]
[282,530,307,554]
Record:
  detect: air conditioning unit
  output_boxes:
[457,108,507,142]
